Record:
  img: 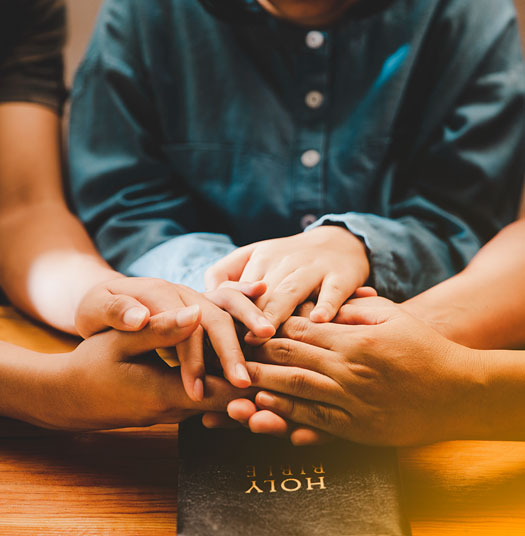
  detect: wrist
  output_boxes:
[313,224,370,282]
[0,345,69,428]
[467,349,525,441]
[439,345,489,441]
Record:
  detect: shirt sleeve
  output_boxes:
[68,0,237,288]
[0,0,67,113]
[308,1,525,301]
[126,233,237,291]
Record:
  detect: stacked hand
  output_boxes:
[75,277,275,401]
[226,298,484,447]
[205,226,370,343]
[12,308,253,431]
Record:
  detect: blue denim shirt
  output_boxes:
[69,0,525,299]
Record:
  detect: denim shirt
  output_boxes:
[69,0,525,299]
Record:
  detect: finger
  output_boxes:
[156,346,180,367]
[202,412,241,429]
[248,409,292,437]
[294,301,315,318]
[108,306,201,358]
[352,286,377,298]
[176,327,206,402]
[205,244,256,290]
[252,337,338,376]
[255,391,353,441]
[246,362,342,406]
[227,398,258,425]
[205,288,275,338]
[218,280,267,300]
[245,268,322,344]
[310,274,357,323]
[200,309,252,389]
[290,427,333,446]
[76,288,150,338]
[103,278,186,316]
[334,297,396,325]
[162,374,257,415]
[247,411,329,444]
[279,316,356,351]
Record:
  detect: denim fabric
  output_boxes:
[69,0,525,300]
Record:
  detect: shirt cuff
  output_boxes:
[125,233,237,292]
[305,213,402,300]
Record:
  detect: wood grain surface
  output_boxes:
[1,306,525,535]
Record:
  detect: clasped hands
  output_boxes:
[65,226,479,446]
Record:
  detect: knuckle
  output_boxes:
[326,279,346,296]
[289,369,308,395]
[285,317,309,341]
[307,403,330,427]
[276,278,300,295]
[249,363,261,385]
[285,397,296,419]
[261,308,280,325]
[214,308,234,325]
[104,295,130,320]
[264,339,293,365]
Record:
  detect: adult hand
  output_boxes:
[230,298,484,446]
[205,288,377,445]
[205,226,370,343]
[19,308,253,431]
[75,277,275,401]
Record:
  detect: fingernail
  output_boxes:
[235,364,251,384]
[193,378,204,402]
[176,305,200,327]
[123,307,147,328]
[257,392,277,407]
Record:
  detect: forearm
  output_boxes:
[404,220,525,349]
[0,103,124,334]
[0,203,122,334]
[0,342,64,427]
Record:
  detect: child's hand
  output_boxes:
[205,226,370,344]
[76,277,275,401]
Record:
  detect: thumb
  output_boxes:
[76,287,150,338]
[204,244,256,291]
[108,306,201,359]
[334,297,396,326]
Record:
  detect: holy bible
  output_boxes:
[177,417,411,535]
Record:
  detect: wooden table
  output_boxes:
[1,306,525,535]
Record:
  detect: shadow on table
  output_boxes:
[0,417,179,489]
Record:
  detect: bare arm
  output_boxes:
[0,309,252,430]
[0,103,124,334]
[403,218,525,349]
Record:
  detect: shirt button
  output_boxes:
[301,149,321,168]
[305,90,324,109]
[305,31,324,49]
[300,214,318,230]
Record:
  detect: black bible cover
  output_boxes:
[177,417,411,535]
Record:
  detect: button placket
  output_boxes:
[292,29,332,229]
